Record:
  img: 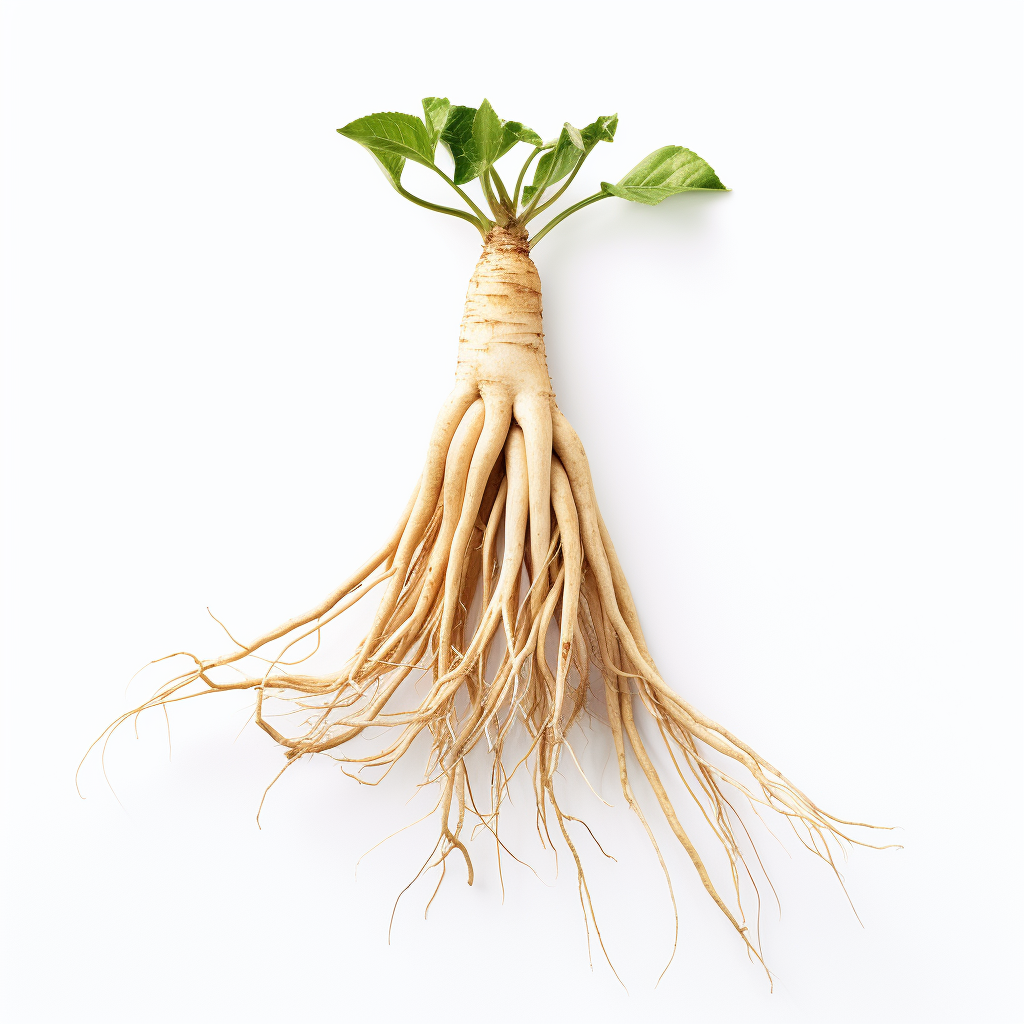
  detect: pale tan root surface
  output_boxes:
[84,227,895,982]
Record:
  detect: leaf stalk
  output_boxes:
[429,165,492,229]
[512,146,544,211]
[529,192,610,248]
[396,183,490,238]
[524,152,589,223]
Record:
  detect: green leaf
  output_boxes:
[440,105,481,185]
[473,99,504,168]
[337,111,435,168]
[523,122,584,203]
[580,114,618,154]
[421,97,450,153]
[436,102,542,182]
[601,146,727,205]
[369,148,405,190]
[497,120,543,160]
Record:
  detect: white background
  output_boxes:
[2,2,1021,1021]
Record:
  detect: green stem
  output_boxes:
[512,147,543,210]
[428,165,491,228]
[528,192,610,248]
[489,167,513,213]
[519,148,569,222]
[519,171,552,222]
[396,183,489,238]
[479,169,507,224]
[523,152,588,223]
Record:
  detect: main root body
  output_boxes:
[90,227,890,979]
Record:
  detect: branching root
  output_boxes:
[83,229,896,980]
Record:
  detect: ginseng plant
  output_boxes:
[84,97,893,981]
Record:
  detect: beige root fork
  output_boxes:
[85,225,894,980]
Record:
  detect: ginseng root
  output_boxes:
[85,224,894,983]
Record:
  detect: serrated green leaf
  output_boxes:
[337,111,435,168]
[580,114,618,153]
[601,146,727,205]
[523,122,584,203]
[440,105,481,184]
[421,97,450,153]
[473,99,504,168]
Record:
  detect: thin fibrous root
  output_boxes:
[84,226,894,983]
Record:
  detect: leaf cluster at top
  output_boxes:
[337,98,727,246]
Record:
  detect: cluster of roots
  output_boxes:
[87,227,891,982]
